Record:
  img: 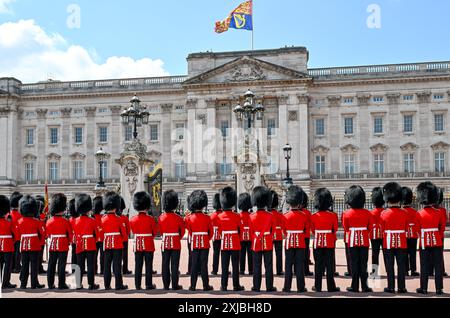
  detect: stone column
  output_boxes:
[186,99,198,181]
[205,99,217,176]
[110,105,123,179]
[0,105,18,184]
[60,108,72,179]
[297,94,310,178]
[161,104,173,178]
[84,107,97,178]
[36,109,48,180]
[278,95,289,173]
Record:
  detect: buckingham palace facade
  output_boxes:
[0,47,449,200]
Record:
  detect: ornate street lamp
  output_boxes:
[233,90,265,130]
[282,143,293,189]
[121,95,150,140]
[95,147,107,189]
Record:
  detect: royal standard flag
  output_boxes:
[215,1,253,34]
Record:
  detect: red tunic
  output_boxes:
[9,209,22,242]
[283,210,309,249]
[436,207,447,238]
[272,210,285,241]
[119,215,130,243]
[0,217,15,252]
[342,209,373,248]
[17,217,45,252]
[210,211,222,241]
[380,207,408,250]
[39,219,46,247]
[73,216,98,254]
[240,211,252,242]
[69,217,78,245]
[130,212,157,252]
[370,207,384,240]
[185,212,213,250]
[417,207,445,249]
[311,211,338,249]
[403,207,420,239]
[249,210,275,252]
[101,213,127,250]
[94,214,104,242]
[45,216,73,252]
[158,212,185,251]
[217,211,242,251]
[303,209,312,238]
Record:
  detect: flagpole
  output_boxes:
[251,0,254,50]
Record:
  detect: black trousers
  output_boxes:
[371,239,383,267]
[383,249,407,291]
[345,243,352,274]
[135,252,154,289]
[284,248,305,291]
[0,252,13,285]
[12,241,21,271]
[313,249,337,291]
[304,238,312,273]
[349,247,369,290]
[95,242,104,275]
[190,249,210,289]
[187,242,192,274]
[221,250,240,289]
[39,246,45,270]
[162,250,181,289]
[420,247,444,291]
[406,239,418,273]
[274,241,283,274]
[19,251,40,288]
[122,241,129,273]
[104,249,123,289]
[77,251,96,287]
[240,241,253,274]
[253,251,274,291]
[212,240,221,274]
[47,251,68,288]
[71,244,77,265]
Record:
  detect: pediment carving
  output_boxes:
[370,143,389,152]
[431,141,450,150]
[400,142,419,151]
[341,144,359,153]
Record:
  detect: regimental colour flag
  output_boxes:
[215,1,253,34]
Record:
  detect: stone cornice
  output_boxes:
[386,93,401,104]
[36,108,48,119]
[161,103,173,113]
[400,142,419,151]
[357,94,371,106]
[327,95,342,107]
[431,141,450,150]
[109,105,123,115]
[84,106,96,116]
[370,143,389,152]
[60,107,72,118]
[340,144,359,153]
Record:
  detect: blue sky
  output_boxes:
[1,0,450,82]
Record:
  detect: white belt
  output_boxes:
[192,232,208,236]
[255,232,271,236]
[385,230,405,250]
[349,227,367,248]
[82,235,94,239]
[104,232,120,237]
[0,235,12,239]
[276,227,282,230]
[286,231,304,249]
[136,234,153,238]
[50,235,67,239]
[287,230,304,234]
[222,231,238,235]
[315,230,332,234]
[163,233,179,237]
[21,234,38,238]
[421,228,439,249]
[243,227,250,230]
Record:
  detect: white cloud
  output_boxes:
[0,0,15,14]
[0,19,169,83]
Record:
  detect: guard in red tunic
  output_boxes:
[342,186,373,293]
[282,186,309,293]
[415,182,445,295]
[271,191,284,276]
[217,187,244,292]
[310,188,340,293]
[301,194,314,276]
[380,182,409,294]
[17,195,45,289]
[101,192,128,290]
[370,187,385,276]
[119,197,132,275]
[93,196,104,276]
[73,194,99,290]
[185,190,214,292]
[250,186,277,293]
[158,190,185,290]
[435,189,448,277]
[210,193,222,276]
[401,187,420,277]
[130,191,157,290]
[238,193,253,275]
[46,194,73,290]
[35,195,47,274]
[341,210,352,277]
[68,198,79,269]
[0,195,16,289]
[9,192,23,273]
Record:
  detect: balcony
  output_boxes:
[311,171,450,180]
[16,178,119,186]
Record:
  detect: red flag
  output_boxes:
[44,183,49,217]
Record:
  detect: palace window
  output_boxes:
[26,128,35,146]
[404,153,415,173]
[219,162,233,176]
[344,117,354,135]
[175,123,185,140]
[74,127,83,144]
[25,163,34,182]
[124,125,133,142]
[49,162,59,181]
[99,126,108,143]
[373,96,384,103]
[221,121,229,138]
[403,115,414,133]
[374,117,384,135]
[435,152,446,173]
[150,125,159,141]
[100,160,108,179]
[315,119,325,136]
[315,155,326,175]
[434,114,445,132]
[267,119,277,136]
[433,94,444,100]
[403,95,414,101]
[50,128,59,145]
[343,98,354,104]
[373,154,385,174]
[73,161,84,180]
[175,161,186,179]
[344,154,356,174]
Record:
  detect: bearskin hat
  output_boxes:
[371,187,385,208]
[220,187,237,210]
[49,193,67,216]
[10,192,23,209]
[286,185,306,208]
[401,187,414,206]
[251,186,272,210]
[19,195,37,217]
[133,191,151,212]
[313,188,334,211]
[344,185,366,209]
[271,191,279,210]
[438,188,444,205]
[68,198,79,218]
[416,182,439,206]
[93,196,103,215]
[238,193,252,212]
[212,193,222,211]
[75,194,92,215]
[0,195,10,217]
[383,182,403,204]
[103,192,121,212]
[188,190,208,212]
[163,190,179,212]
